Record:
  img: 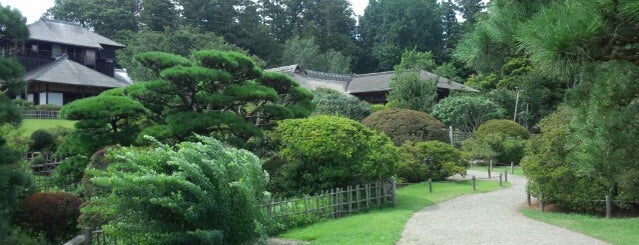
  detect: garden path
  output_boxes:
[396,170,609,245]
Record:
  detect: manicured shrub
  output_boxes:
[11,98,34,108]
[432,94,506,132]
[463,119,529,164]
[271,116,399,196]
[29,129,56,151]
[398,141,468,182]
[362,108,448,145]
[475,119,530,139]
[312,88,372,121]
[16,192,82,242]
[34,104,62,111]
[80,136,268,244]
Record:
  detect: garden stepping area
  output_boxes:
[396,170,609,245]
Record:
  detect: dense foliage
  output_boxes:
[432,94,506,132]
[522,107,606,212]
[463,120,529,164]
[475,120,529,140]
[386,49,438,112]
[269,116,399,196]
[16,192,82,242]
[29,129,56,152]
[362,108,448,145]
[80,136,268,244]
[457,0,639,212]
[311,88,372,121]
[398,141,467,182]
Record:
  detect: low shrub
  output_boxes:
[11,98,34,108]
[34,104,62,111]
[16,192,82,243]
[362,108,448,145]
[312,88,372,121]
[271,116,399,196]
[79,136,268,244]
[463,119,529,164]
[475,119,529,139]
[29,129,56,151]
[51,155,89,192]
[398,141,468,182]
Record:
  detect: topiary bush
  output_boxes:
[79,136,268,244]
[475,119,530,139]
[398,141,468,182]
[311,88,372,121]
[29,129,56,152]
[362,108,448,145]
[16,192,82,243]
[270,115,399,196]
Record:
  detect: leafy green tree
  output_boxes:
[0,4,29,42]
[280,36,352,73]
[432,94,506,132]
[311,88,372,121]
[47,0,140,38]
[80,136,268,244]
[359,0,444,70]
[398,141,468,182]
[387,49,438,112]
[362,108,448,145]
[269,116,399,196]
[139,0,179,31]
[0,8,32,240]
[463,119,529,164]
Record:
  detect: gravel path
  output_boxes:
[396,170,609,245]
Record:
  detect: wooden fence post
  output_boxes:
[376,181,381,207]
[365,183,370,209]
[539,193,544,211]
[499,173,503,186]
[605,195,611,218]
[504,170,508,183]
[488,160,492,179]
[510,162,514,174]
[472,176,476,191]
[356,184,361,211]
[526,186,531,206]
[428,178,433,193]
[391,179,397,205]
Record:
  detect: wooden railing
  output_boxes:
[18,109,60,119]
[264,179,396,220]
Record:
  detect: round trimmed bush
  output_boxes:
[362,108,448,145]
[29,129,56,151]
[272,115,399,196]
[16,192,82,242]
[475,119,529,139]
[312,88,372,121]
[398,141,468,182]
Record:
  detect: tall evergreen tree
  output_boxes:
[359,0,444,71]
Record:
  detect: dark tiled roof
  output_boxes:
[24,57,127,88]
[28,19,125,49]
[347,70,479,94]
[266,64,350,92]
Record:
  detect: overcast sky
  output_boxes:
[0,0,369,24]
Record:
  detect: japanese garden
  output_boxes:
[0,0,638,244]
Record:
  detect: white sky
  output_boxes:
[0,0,370,24]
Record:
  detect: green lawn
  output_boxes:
[470,165,524,176]
[521,209,639,245]
[279,180,508,245]
[20,119,76,136]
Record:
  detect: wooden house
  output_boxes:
[0,19,130,106]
